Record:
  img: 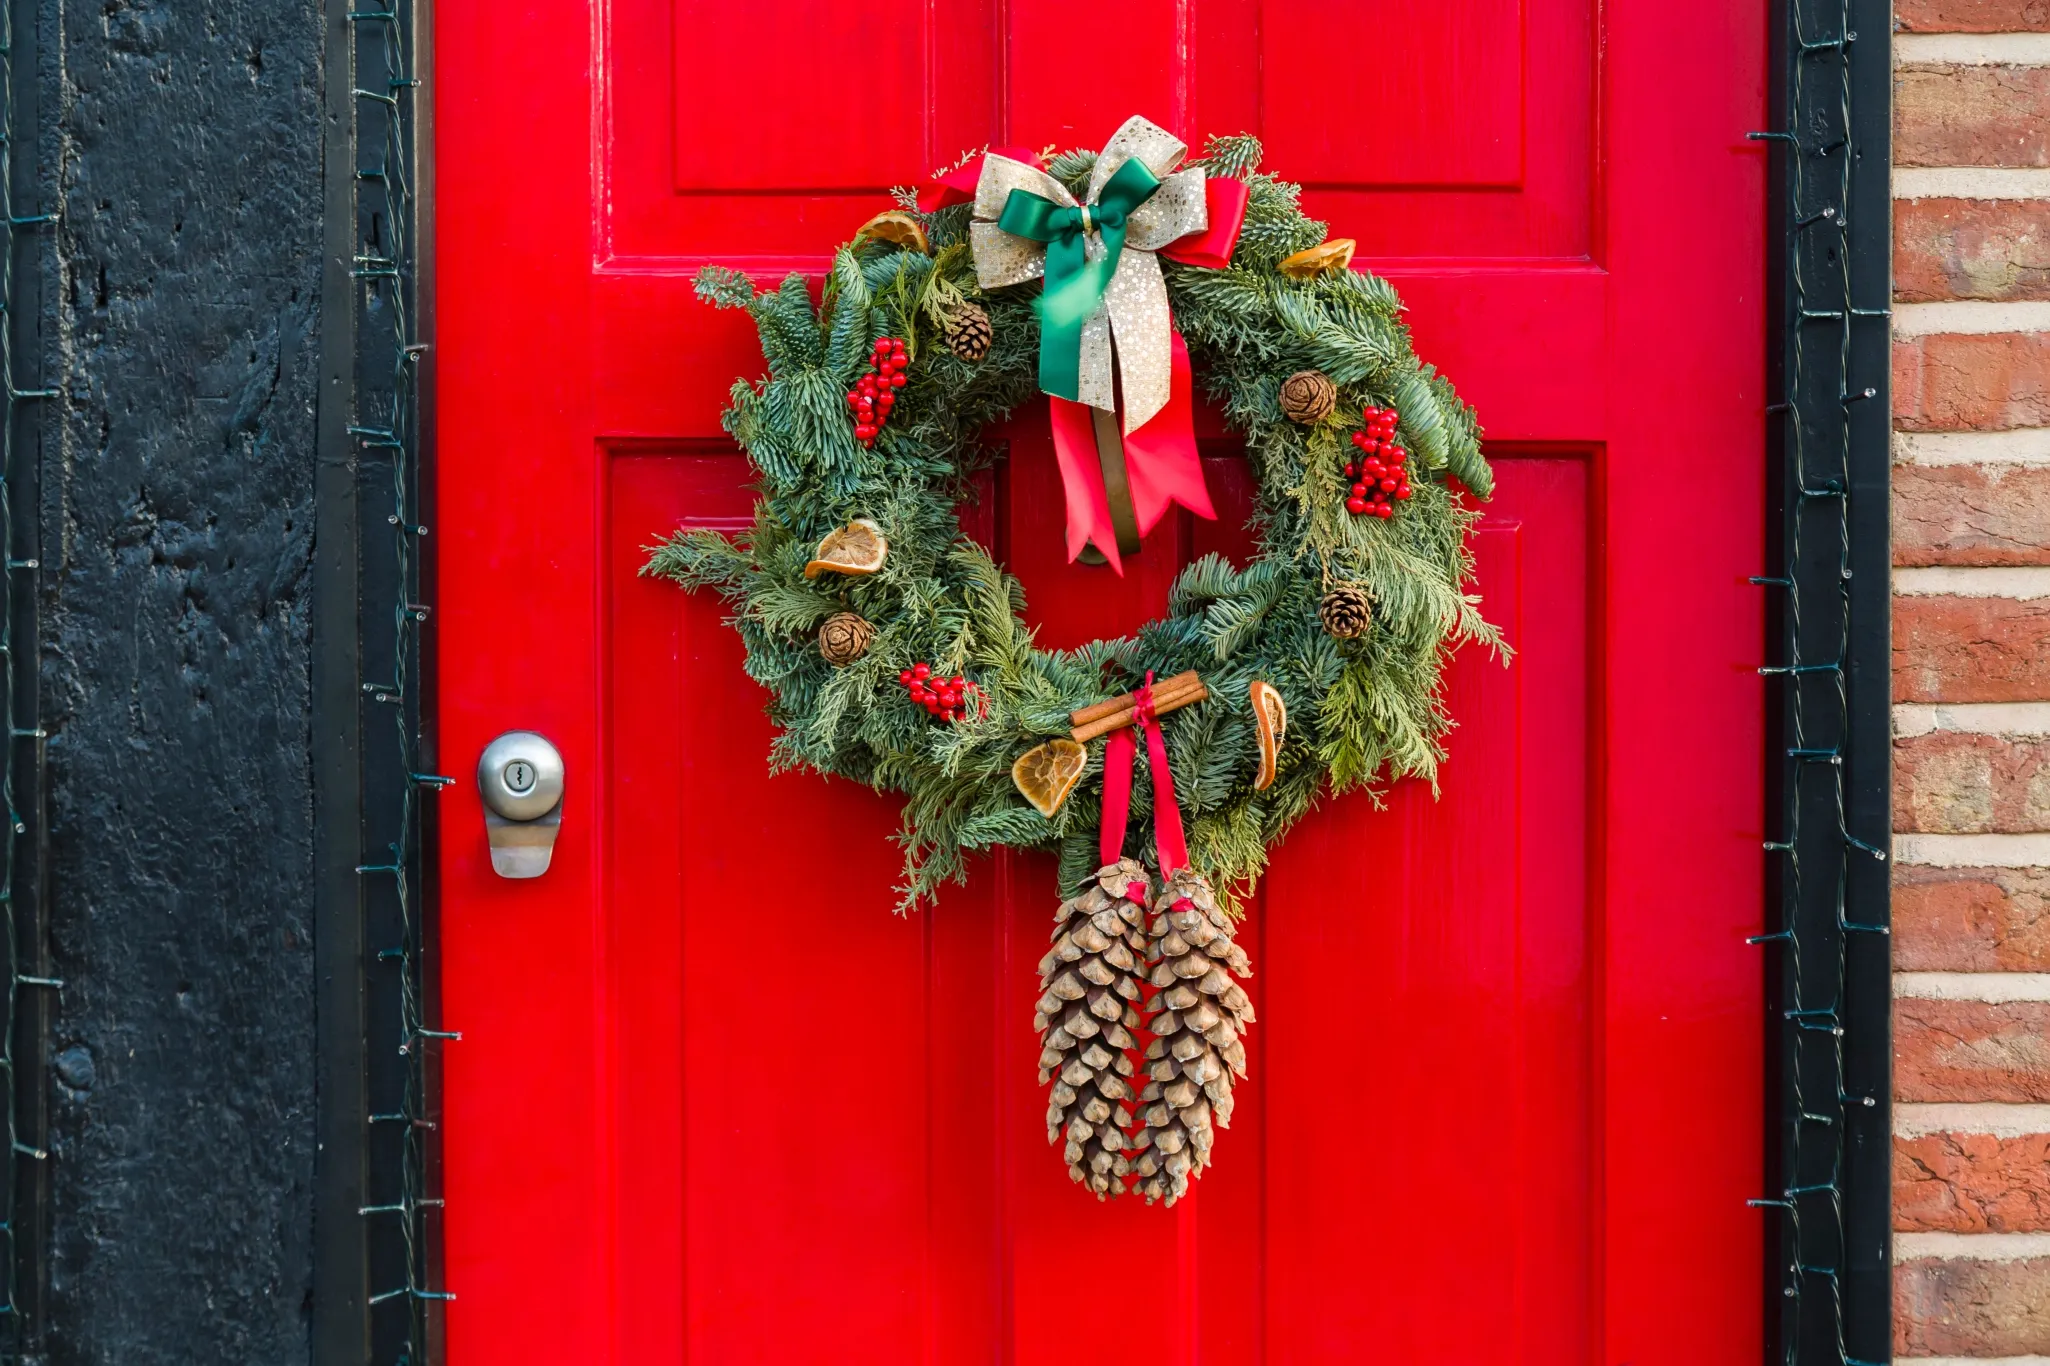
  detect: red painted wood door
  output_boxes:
[435,2,1767,1362]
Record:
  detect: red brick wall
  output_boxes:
[1894,22,2050,1359]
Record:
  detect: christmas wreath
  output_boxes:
[647,119,1501,1203]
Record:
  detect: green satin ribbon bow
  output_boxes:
[996,156,1163,403]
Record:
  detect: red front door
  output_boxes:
[436,3,1767,1362]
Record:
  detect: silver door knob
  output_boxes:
[477,731,564,878]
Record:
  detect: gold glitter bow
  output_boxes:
[969,115,1210,433]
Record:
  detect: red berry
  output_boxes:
[1377,478,1395,492]
[1351,432,1367,448]
[1349,483,1367,498]
[1346,497,1368,514]
[1378,504,1395,518]
[1395,484,1412,500]
[889,373,907,389]
[912,663,930,679]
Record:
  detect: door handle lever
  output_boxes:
[477,731,565,878]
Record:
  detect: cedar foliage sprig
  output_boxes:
[647,134,1503,910]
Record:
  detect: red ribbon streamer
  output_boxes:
[1098,672,1190,878]
[1048,331,1215,573]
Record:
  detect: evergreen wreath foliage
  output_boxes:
[646,135,1503,910]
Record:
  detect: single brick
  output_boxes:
[1894,594,2050,701]
[1898,1254,2050,1355]
[1895,730,2050,833]
[1897,197,2050,304]
[1897,997,2050,1102]
[1896,865,2050,970]
[1895,461,2050,566]
[1897,1129,2050,1232]
[1897,64,2050,168]
[1898,0,2050,29]
[1895,332,2050,432]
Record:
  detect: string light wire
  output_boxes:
[0,0,54,1345]
[350,0,453,1355]
[1749,0,1892,1357]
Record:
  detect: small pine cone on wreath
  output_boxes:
[1132,866,1255,1206]
[1279,369,1337,425]
[817,611,875,666]
[943,301,994,363]
[1317,583,1375,640]
[1037,858,1152,1198]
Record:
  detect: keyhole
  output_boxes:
[504,759,537,794]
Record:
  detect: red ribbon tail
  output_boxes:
[1049,395,1126,573]
[1139,717,1188,879]
[1122,331,1215,535]
[1100,727,1136,867]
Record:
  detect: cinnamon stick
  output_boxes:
[1070,679,1210,744]
[1069,670,1202,728]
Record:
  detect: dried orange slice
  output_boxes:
[803,518,888,579]
[1249,680,1286,791]
[1277,238,1356,280]
[1012,738,1088,817]
[853,210,929,255]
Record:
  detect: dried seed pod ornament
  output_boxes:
[817,611,874,666]
[1278,369,1337,425]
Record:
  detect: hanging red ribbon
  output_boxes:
[1048,331,1215,573]
[1098,673,1190,878]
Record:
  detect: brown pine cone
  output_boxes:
[817,611,875,666]
[943,302,993,363]
[1132,867,1254,1206]
[1317,583,1374,640]
[1279,370,1337,425]
[1037,858,1151,1199]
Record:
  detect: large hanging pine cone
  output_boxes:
[817,611,875,665]
[943,302,993,363]
[1279,369,1337,425]
[1037,858,1151,1198]
[1317,583,1375,640]
[1132,867,1255,1206]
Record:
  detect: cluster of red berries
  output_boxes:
[847,336,909,447]
[1344,405,1411,519]
[897,662,980,723]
